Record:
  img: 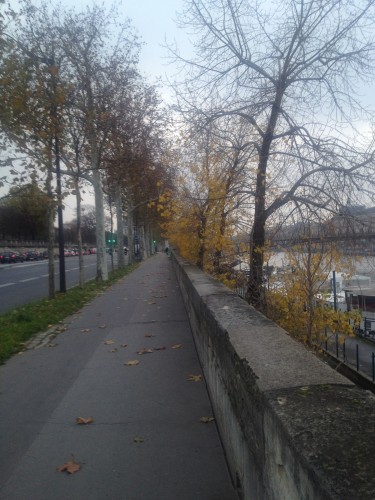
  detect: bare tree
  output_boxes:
[170,0,375,308]
[54,3,141,281]
[1,1,143,282]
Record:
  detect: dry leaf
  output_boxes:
[171,344,182,349]
[133,436,144,443]
[81,328,91,333]
[125,360,140,366]
[137,348,153,355]
[57,457,81,474]
[98,324,107,329]
[109,348,118,353]
[187,374,203,382]
[76,416,94,425]
[200,416,215,423]
[104,340,115,345]
[48,343,58,348]
[154,346,167,351]
[147,301,156,305]
[120,344,128,348]
[145,334,155,338]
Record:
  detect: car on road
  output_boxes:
[24,250,42,261]
[0,251,25,264]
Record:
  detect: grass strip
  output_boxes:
[0,263,138,364]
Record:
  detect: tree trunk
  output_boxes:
[75,177,84,288]
[145,224,152,258]
[196,213,207,269]
[247,89,284,309]
[92,169,108,281]
[46,152,55,299]
[140,224,146,260]
[127,208,134,263]
[115,184,125,268]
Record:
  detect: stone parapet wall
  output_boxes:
[171,252,375,500]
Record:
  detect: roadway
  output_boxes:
[0,255,100,314]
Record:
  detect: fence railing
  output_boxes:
[321,332,375,382]
[235,286,375,383]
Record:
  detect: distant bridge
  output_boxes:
[269,232,375,247]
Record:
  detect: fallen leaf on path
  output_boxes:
[81,328,91,333]
[125,360,140,366]
[57,457,81,474]
[200,416,215,423]
[76,417,94,425]
[104,340,115,345]
[55,326,66,333]
[109,348,118,353]
[187,374,203,382]
[171,344,182,349]
[48,343,58,348]
[121,344,128,348]
[133,436,144,443]
[145,334,155,338]
[147,301,156,305]
[137,348,153,355]
[98,324,107,329]
[154,346,167,351]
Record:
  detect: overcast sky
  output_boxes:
[63,0,189,90]
[15,0,190,219]
[4,0,375,220]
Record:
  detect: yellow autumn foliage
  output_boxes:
[265,241,360,344]
[158,154,238,271]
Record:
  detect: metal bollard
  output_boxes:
[356,344,359,371]
[325,327,328,351]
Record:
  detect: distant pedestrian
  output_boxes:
[165,247,169,255]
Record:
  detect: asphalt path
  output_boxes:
[0,255,99,314]
[0,252,237,500]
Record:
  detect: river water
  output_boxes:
[268,251,375,279]
[267,251,375,319]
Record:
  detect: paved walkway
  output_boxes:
[0,253,237,500]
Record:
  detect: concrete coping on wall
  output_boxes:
[172,253,375,500]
